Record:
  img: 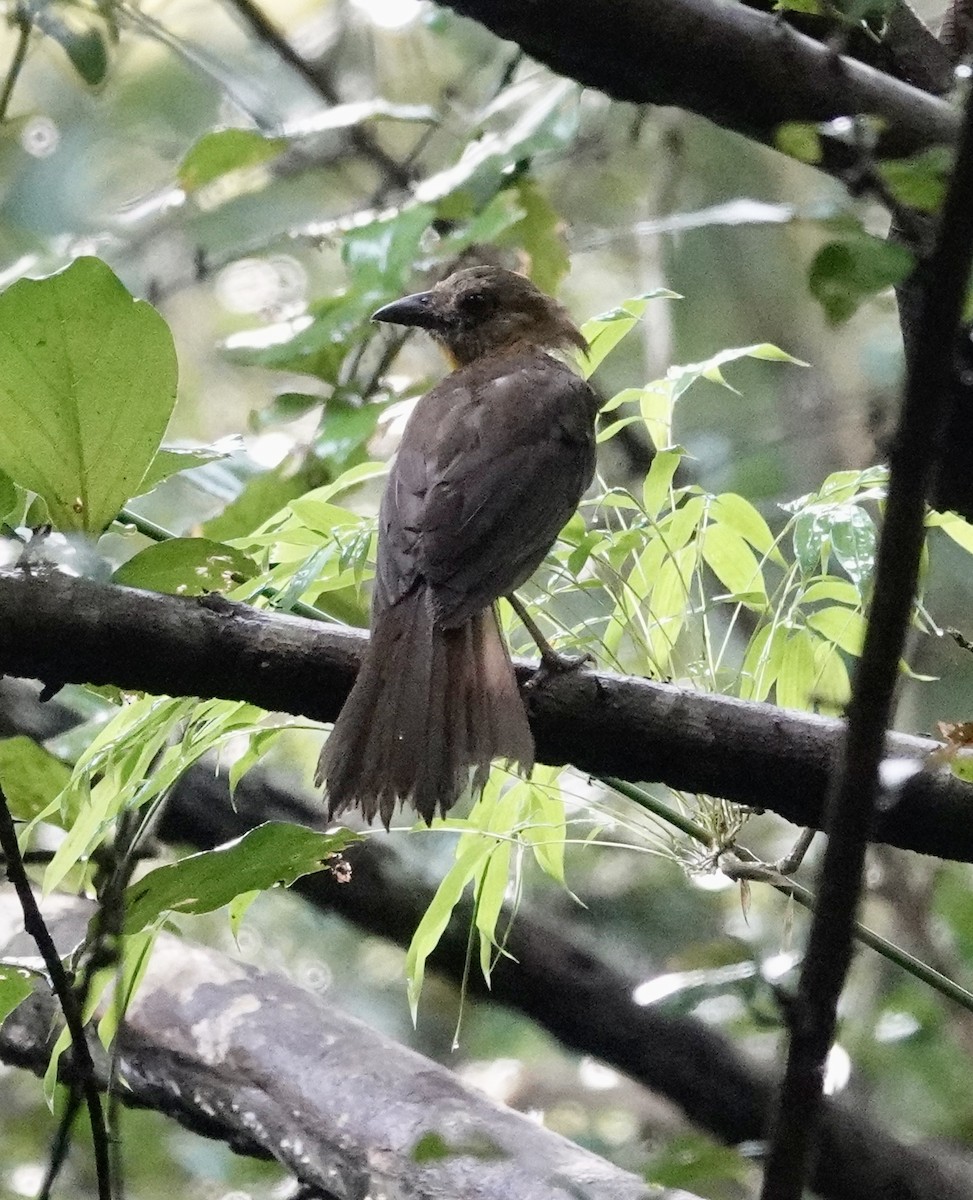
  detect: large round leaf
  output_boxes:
[0,257,178,532]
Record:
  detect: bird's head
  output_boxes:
[371,266,587,367]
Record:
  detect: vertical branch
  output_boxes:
[0,788,112,1200]
[0,5,31,124]
[759,84,973,1200]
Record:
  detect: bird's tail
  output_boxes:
[316,584,534,827]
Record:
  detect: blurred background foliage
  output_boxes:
[2,1,973,1199]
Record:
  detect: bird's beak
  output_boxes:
[371,290,439,330]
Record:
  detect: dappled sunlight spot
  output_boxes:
[223,314,313,351]
[761,951,801,981]
[633,961,756,1006]
[7,1164,46,1196]
[351,0,425,29]
[20,116,59,158]
[216,256,307,315]
[874,1011,921,1043]
[823,1043,851,1095]
[876,756,923,809]
[691,868,735,892]
[578,1057,620,1091]
[460,1057,523,1105]
[595,1108,640,1146]
[114,187,185,225]
[249,431,294,469]
[692,993,746,1024]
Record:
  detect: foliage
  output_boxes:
[1,4,972,1198]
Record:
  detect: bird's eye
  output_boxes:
[459,290,497,317]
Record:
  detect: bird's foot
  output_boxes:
[525,647,594,692]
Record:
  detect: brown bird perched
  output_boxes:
[316,265,599,827]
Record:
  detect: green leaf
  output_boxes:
[809,237,914,324]
[806,605,867,656]
[178,129,288,191]
[203,464,312,542]
[642,449,682,518]
[647,543,697,671]
[928,510,973,556]
[476,840,512,982]
[521,767,568,885]
[0,258,178,532]
[0,467,17,521]
[711,492,786,567]
[416,77,580,206]
[878,147,952,215]
[578,291,680,378]
[740,622,788,702]
[701,522,767,606]
[135,446,229,498]
[112,538,257,595]
[667,343,807,402]
[830,505,876,585]
[0,737,71,825]
[775,121,823,163]
[798,577,863,607]
[810,636,851,712]
[122,823,361,934]
[314,398,385,471]
[343,204,436,292]
[35,10,109,85]
[776,628,818,710]
[411,1130,505,1163]
[499,179,570,294]
[0,962,34,1023]
[406,836,493,1020]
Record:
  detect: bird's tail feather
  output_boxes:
[317,585,534,827]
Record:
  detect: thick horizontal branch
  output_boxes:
[439,0,958,165]
[0,569,968,862]
[0,891,660,1200]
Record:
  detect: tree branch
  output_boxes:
[0,891,669,1200]
[760,67,973,1200]
[1,679,968,1200]
[437,0,958,169]
[0,568,969,861]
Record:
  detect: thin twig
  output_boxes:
[0,786,112,1200]
[604,778,973,1013]
[224,0,411,190]
[0,5,31,124]
[38,1089,83,1200]
[758,78,973,1200]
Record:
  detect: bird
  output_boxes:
[316,265,599,828]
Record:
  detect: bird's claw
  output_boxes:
[525,648,594,692]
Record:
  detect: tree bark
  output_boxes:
[437,0,957,167]
[0,890,666,1200]
[0,569,968,862]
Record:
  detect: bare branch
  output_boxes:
[437,0,958,171]
[0,890,667,1200]
[0,568,969,861]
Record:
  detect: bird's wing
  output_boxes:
[374,351,597,626]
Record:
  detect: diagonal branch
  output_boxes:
[0,568,970,862]
[0,890,670,1200]
[437,0,958,170]
[759,67,973,1200]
